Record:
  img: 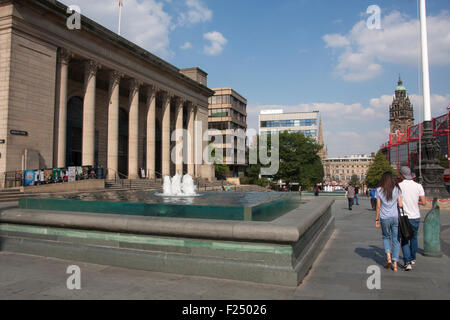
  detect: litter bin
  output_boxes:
[96,167,104,179]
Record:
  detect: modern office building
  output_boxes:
[322,154,374,183]
[0,0,215,183]
[208,88,247,177]
[259,110,320,141]
[259,109,328,159]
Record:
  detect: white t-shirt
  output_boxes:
[399,179,425,219]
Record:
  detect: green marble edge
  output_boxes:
[0,224,292,255]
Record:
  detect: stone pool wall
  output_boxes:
[0,198,334,286]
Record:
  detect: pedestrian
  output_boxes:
[398,166,427,271]
[346,184,355,210]
[314,185,320,196]
[375,172,403,272]
[355,185,360,205]
[370,188,377,210]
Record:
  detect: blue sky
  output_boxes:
[61,0,450,157]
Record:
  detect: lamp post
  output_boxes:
[417,0,447,257]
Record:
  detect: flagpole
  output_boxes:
[420,0,431,121]
[118,2,122,36]
[418,0,445,258]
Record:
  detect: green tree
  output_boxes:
[365,151,394,187]
[214,163,229,180]
[271,131,324,190]
[350,174,360,186]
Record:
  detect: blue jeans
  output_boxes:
[355,194,359,205]
[381,218,400,262]
[401,218,421,264]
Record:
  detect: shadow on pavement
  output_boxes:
[354,245,386,266]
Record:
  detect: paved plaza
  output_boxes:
[0,197,449,300]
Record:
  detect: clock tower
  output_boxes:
[389,75,414,133]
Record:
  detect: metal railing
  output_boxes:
[0,171,25,189]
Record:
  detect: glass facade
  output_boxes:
[260,119,316,128]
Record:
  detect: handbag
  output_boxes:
[398,206,413,241]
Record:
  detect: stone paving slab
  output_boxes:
[0,198,449,300]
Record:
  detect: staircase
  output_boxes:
[105,179,163,191]
[0,188,38,203]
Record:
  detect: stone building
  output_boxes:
[0,0,215,181]
[390,76,414,134]
[322,154,374,183]
[208,88,247,177]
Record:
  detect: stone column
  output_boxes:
[82,60,100,166]
[161,92,171,177]
[187,104,195,176]
[194,106,202,177]
[146,86,157,179]
[175,98,184,175]
[128,79,141,180]
[107,71,122,179]
[55,48,72,168]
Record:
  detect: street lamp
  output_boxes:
[417,0,448,257]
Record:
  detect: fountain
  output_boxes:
[7,174,335,286]
[162,174,198,197]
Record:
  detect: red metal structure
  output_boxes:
[380,106,450,172]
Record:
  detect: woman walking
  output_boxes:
[375,172,403,272]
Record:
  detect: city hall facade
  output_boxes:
[0,0,215,181]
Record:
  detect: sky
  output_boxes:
[60,0,450,157]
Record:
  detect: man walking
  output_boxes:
[346,184,355,210]
[355,185,360,205]
[370,188,377,210]
[398,166,427,271]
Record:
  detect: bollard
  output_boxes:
[424,198,443,257]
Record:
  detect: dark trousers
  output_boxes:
[370,198,377,210]
[348,197,354,210]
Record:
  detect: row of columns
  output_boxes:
[55,48,199,180]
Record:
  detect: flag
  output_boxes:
[119,0,123,7]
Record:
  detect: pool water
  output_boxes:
[19,191,303,222]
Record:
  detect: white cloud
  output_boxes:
[180,41,193,50]
[203,31,227,56]
[60,0,216,60]
[323,34,350,48]
[323,11,450,81]
[178,0,212,26]
[60,0,174,58]
[409,93,450,119]
[246,92,449,156]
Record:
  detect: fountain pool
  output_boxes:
[19,190,302,221]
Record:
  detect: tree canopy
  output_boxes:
[365,151,394,187]
[269,131,324,189]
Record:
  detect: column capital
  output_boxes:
[85,59,100,77]
[58,48,73,65]
[175,96,186,107]
[129,78,143,91]
[144,84,157,97]
[161,90,175,102]
[129,79,142,98]
[109,70,123,87]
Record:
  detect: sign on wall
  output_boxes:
[10,130,28,136]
